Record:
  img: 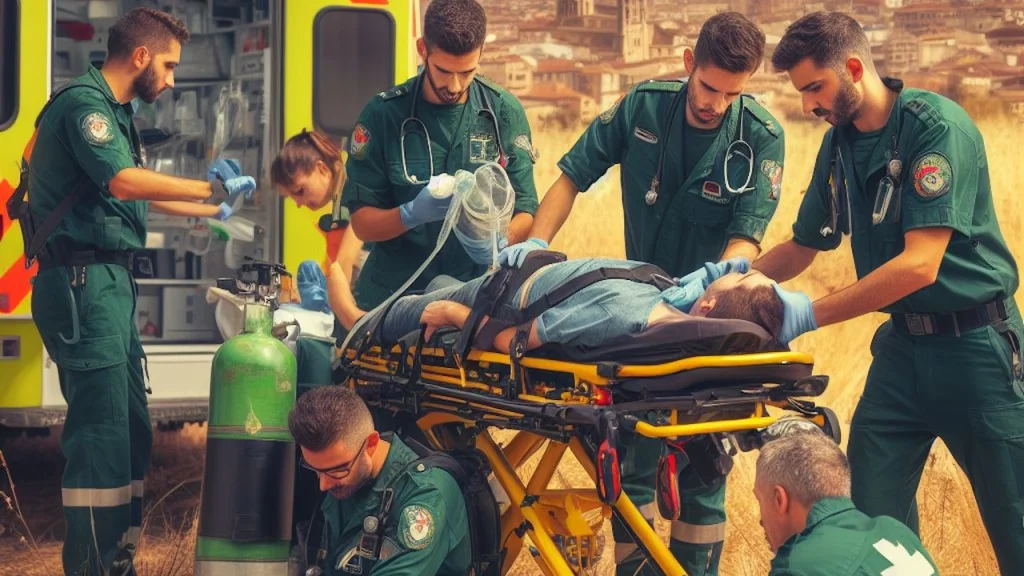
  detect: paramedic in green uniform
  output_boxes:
[25,8,256,575]
[341,0,539,311]
[500,13,784,575]
[755,430,939,575]
[288,385,472,575]
[757,12,1023,575]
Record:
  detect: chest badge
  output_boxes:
[633,126,658,144]
[701,181,729,204]
[469,133,496,164]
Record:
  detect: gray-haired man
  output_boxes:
[755,431,939,575]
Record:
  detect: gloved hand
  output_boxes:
[660,279,706,313]
[399,174,455,230]
[498,237,548,268]
[772,283,818,344]
[223,176,257,201]
[213,201,234,221]
[675,257,751,289]
[207,158,242,184]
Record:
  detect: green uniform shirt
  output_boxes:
[342,74,540,309]
[321,435,472,576]
[557,79,785,277]
[792,81,1019,314]
[28,66,148,258]
[769,498,939,575]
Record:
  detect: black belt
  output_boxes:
[891,298,1008,336]
[38,249,136,270]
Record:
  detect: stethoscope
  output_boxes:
[646,87,755,206]
[820,90,905,238]
[399,73,507,185]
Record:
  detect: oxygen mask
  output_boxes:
[449,162,515,268]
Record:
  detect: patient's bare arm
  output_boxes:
[420,301,541,354]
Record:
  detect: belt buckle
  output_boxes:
[904,314,933,336]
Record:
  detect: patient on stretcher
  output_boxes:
[327,257,783,356]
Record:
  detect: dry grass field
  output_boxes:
[1,101,1021,575]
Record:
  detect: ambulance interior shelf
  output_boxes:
[83,0,277,346]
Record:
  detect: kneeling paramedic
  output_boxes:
[10,7,257,575]
[755,428,938,575]
[500,12,785,575]
[287,385,476,575]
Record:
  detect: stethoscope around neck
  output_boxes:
[645,88,755,206]
[399,72,507,185]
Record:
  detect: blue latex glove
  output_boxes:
[213,201,234,221]
[675,257,751,289]
[772,283,818,343]
[498,237,548,268]
[208,158,242,184]
[297,260,331,314]
[223,176,256,200]
[398,174,455,230]
[660,279,706,313]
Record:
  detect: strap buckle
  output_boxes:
[903,313,935,336]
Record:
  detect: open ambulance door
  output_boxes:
[278,0,420,276]
[0,0,58,421]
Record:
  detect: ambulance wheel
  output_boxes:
[816,407,841,445]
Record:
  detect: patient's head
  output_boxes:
[690,271,784,338]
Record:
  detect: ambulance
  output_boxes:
[0,0,420,433]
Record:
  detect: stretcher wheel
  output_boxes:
[816,407,842,445]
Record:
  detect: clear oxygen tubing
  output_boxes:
[337,161,515,355]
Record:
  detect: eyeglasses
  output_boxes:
[300,437,368,480]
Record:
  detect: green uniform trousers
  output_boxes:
[849,299,1024,575]
[31,264,151,576]
[614,428,725,576]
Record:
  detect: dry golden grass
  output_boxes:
[2,104,1020,576]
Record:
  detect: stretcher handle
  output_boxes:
[596,410,622,505]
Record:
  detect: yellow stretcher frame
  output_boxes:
[336,338,838,576]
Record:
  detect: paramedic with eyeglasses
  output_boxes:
[498,12,785,576]
[340,0,539,311]
[755,12,1023,575]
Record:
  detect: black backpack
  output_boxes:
[394,438,504,576]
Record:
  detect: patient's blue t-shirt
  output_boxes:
[379,258,666,348]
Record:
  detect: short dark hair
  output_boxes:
[705,283,784,339]
[288,386,374,452]
[771,11,872,72]
[423,0,487,55]
[107,7,190,61]
[693,11,766,74]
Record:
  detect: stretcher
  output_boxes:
[332,303,841,576]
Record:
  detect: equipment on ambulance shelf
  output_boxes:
[212,81,250,161]
[194,298,297,575]
[209,214,259,270]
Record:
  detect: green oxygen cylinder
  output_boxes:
[195,302,298,575]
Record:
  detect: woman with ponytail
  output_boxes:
[270,129,367,285]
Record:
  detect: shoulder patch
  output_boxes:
[514,133,539,163]
[350,123,371,160]
[760,159,783,201]
[912,152,952,198]
[399,505,435,550]
[81,112,115,146]
[379,85,410,101]
[599,93,625,124]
